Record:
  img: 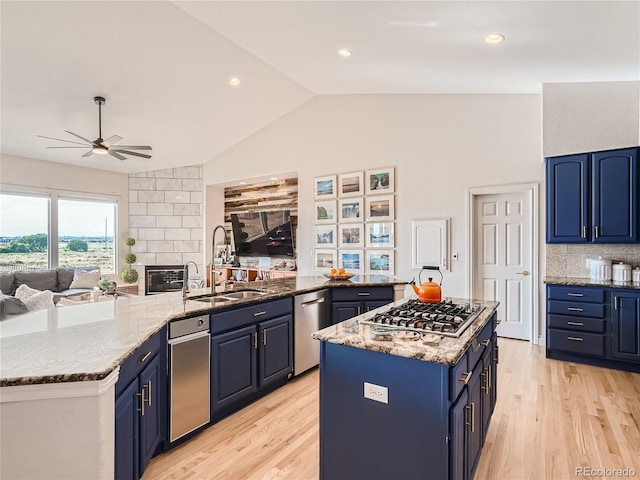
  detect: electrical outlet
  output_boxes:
[364,382,388,404]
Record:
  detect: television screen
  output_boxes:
[230,210,294,257]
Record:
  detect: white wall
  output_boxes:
[543,81,640,157]
[204,94,544,299]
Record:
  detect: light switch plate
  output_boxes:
[364,382,388,404]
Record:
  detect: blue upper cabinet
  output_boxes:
[546,147,638,243]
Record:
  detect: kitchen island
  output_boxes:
[312,297,500,480]
[0,275,405,480]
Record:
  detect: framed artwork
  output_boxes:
[338,171,364,197]
[338,249,364,274]
[366,195,395,221]
[366,250,395,275]
[314,225,337,248]
[315,200,337,224]
[366,222,395,248]
[339,224,364,248]
[338,197,364,223]
[314,175,337,199]
[365,167,395,195]
[314,249,337,272]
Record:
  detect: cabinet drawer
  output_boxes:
[548,329,605,357]
[211,297,293,334]
[449,352,469,402]
[547,314,605,333]
[547,285,605,303]
[331,286,393,302]
[548,300,606,318]
[117,327,165,397]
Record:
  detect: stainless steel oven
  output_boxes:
[145,265,184,295]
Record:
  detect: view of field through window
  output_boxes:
[0,193,117,273]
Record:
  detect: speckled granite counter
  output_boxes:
[312,297,499,366]
[545,276,640,290]
[0,275,406,387]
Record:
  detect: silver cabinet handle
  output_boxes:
[567,321,584,326]
[516,271,530,276]
[253,311,267,317]
[567,336,584,342]
[459,371,472,385]
[582,226,587,239]
[567,307,583,312]
[147,380,152,407]
[139,351,152,363]
[253,332,257,349]
[263,330,267,346]
[595,225,600,238]
[465,403,476,433]
[357,292,370,296]
[614,296,619,310]
[567,293,584,297]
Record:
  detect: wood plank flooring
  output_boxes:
[143,339,640,480]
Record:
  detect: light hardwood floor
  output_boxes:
[143,339,640,480]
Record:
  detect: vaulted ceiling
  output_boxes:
[1,1,638,174]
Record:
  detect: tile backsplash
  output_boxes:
[546,244,640,277]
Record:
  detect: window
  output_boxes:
[0,191,117,273]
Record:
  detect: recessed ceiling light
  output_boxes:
[229,77,240,86]
[239,181,247,185]
[338,49,353,57]
[484,33,505,44]
[270,177,278,181]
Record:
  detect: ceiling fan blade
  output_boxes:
[65,130,95,145]
[46,146,91,149]
[37,135,89,146]
[82,150,94,158]
[102,135,123,147]
[110,145,152,150]
[109,151,127,161]
[113,150,152,159]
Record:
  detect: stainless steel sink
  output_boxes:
[222,290,270,299]
[192,296,236,304]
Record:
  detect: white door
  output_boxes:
[473,192,533,340]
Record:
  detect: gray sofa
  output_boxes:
[0,266,98,319]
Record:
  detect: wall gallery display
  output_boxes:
[314,225,337,248]
[314,175,337,199]
[365,195,395,221]
[338,172,364,197]
[365,250,395,275]
[338,249,364,274]
[339,224,364,248]
[338,198,364,223]
[366,222,394,248]
[314,249,337,272]
[315,200,337,224]
[365,167,395,195]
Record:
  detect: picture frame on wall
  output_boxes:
[338,249,364,274]
[314,175,337,199]
[365,250,395,275]
[315,200,337,224]
[366,222,395,248]
[339,224,364,248]
[338,198,364,223]
[314,249,337,273]
[338,171,364,197]
[365,195,395,221]
[365,167,395,195]
[314,225,337,248]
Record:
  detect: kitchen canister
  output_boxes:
[632,267,640,284]
[612,262,632,282]
[588,257,612,281]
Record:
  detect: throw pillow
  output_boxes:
[14,284,55,312]
[69,269,101,289]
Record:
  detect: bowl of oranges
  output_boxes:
[324,268,354,281]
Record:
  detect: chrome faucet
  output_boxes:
[183,261,199,302]
[211,225,230,295]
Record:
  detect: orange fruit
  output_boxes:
[338,267,346,275]
[329,268,337,275]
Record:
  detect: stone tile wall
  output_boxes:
[546,244,640,277]
[128,166,203,268]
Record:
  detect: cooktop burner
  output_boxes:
[359,299,484,338]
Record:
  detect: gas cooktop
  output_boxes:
[359,298,484,338]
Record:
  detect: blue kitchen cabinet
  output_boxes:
[330,286,394,324]
[611,290,640,363]
[259,315,293,386]
[546,147,638,243]
[115,380,140,480]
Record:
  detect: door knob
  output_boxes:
[516,270,530,276]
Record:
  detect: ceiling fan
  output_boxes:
[38,96,152,160]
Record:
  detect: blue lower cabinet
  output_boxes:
[449,389,468,480]
[115,380,140,480]
[259,315,293,386]
[330,287,394,324]
[611,291,640,363]
[330,301,360,324]
[139,355,164,474]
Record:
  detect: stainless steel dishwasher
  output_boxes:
[168,314,210,443]
[294,289,329,376]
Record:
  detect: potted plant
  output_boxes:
[121,237,139,284]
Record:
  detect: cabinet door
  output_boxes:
[612,292,640,363]
[480,347,492,442]
[115,379,140,480]
[364,299,391,312]
[259,315,293,386]
[211,325,258,412]
[466,370,483,480]
[490,334,498,415]
[449,388,468,480]
[139,354,163,476]
[592,148,638,243]
[331,301,361,324]
[546,154,590,243]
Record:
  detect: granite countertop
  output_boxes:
[312,297,500,366]
[544,276,640,290]
[0,275,406,387]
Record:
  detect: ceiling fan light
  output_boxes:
[92,145,108,155]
